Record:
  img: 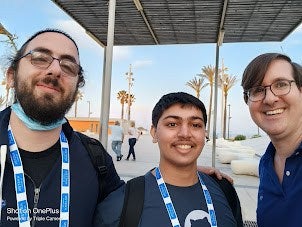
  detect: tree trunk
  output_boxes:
[207,84,213,136]
[121,103,124,119]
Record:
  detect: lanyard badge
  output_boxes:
[155,167,217,227]
[8,125,70,227]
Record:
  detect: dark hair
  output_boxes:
[8,28,85,88]
[152,92,207,128]
[241,53,302,103]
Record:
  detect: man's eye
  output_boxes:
[167,123,177,127]
[251,87,264,95]
[192,123,202,128]
[274,81,288,88]
[33,56,49,62]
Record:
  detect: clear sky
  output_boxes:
[1,0,301,137]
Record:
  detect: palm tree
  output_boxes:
[74,90,83,117]
[200,65,216,136]
[219,74,237,139]
[117,90,127,120]
[125,93,135,120]
[186,77,208,99]
[0,23,18,52]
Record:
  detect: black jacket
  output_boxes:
[0,107,123,226]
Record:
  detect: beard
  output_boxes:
[15,76,77,125]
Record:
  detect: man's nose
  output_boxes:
[46,59,62,77]
[263,86,279,103]
[178,124,192,137]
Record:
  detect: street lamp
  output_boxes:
[227,104,231,139]
[125,64,134,121]
[87,101,92,118]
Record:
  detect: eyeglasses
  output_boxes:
[18,50,81,77]
[244,79,296,102]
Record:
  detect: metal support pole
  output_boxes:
[227,104,231,139]
[99,0,116,148]
[87,101,92,118]
[212,44,220,168]
[125,64,133,121]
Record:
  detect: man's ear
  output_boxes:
[150,125,158,143]
[6,67,15,88]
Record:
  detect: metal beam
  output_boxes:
[133,0,159,45]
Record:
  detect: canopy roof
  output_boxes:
[52,0,302,46]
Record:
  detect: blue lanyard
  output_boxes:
[155,167,217,227]
[8,125,70,227]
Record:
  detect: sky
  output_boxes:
[0,0,302,137]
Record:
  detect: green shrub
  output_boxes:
[234,134,246,141]
[251,134,261,139]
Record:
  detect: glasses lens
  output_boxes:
[271,80,290,95]
[60,60,79,76]
[248,86,265,101]
[31,51,52,68]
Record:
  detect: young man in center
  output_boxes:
[96,92,242,227]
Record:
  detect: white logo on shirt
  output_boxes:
[184,210,210,227]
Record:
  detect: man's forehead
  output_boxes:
[162,104,203,119]
[25,32,78,56]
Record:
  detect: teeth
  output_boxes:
[266,109,284,115]
[177,145,192,149]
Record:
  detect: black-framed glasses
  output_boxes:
[18,50,81,77]
[244,79,296,102]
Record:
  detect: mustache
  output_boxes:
[40,77,63,91]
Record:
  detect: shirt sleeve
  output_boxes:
[93,184,125,227]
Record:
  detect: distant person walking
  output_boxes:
[126,122,140,160]
[109,121,124,161]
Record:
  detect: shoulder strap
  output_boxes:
[76,132,108,202]
[119,176,145,227]
[210,175,244,227]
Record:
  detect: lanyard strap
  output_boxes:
[8,125,70,227]
[155,167,217,227]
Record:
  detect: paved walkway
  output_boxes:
[103,134,268,222]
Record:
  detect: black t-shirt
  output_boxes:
[19,140,61,187]
[139,171,236,227]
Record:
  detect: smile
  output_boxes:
[265,108,284,115]
[176,144,192,149]
[37,84,60,92]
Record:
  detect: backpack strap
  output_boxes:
[210,175,244,227]
[118,176,145,227]
[76,132,108,202]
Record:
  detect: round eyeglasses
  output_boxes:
[18,50,82,77]
[244,79,296,102]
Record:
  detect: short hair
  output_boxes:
[241,53,302,103]
[8,28,85,88]
[152,92,207,128]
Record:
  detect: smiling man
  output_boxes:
[96,92,242,227]
[241,53,302,227]
[0,29,123,226]
[141,92,239,227]
[140,92,240,227]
